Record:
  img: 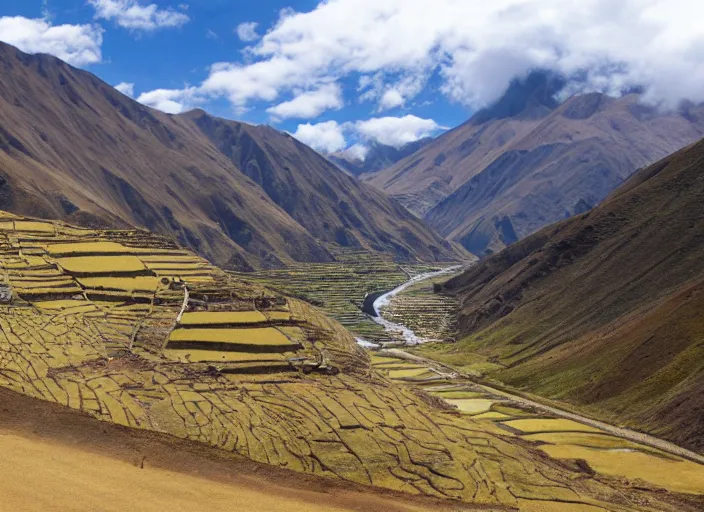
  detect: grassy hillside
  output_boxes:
[0,209,696,511]
[437,137,704,452]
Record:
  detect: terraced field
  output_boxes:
[231,250,445,344]
[0,211,701,511]
[371,353,704,499]
[375,270,464,343]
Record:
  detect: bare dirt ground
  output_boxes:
[0,387,501,512]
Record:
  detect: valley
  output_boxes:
[0,210,700,511]
[0,9,702,510]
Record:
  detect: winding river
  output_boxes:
[358,265,464,347]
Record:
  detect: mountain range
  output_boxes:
[365,72,704,256]
[438,137,704,451]
[0,41,460,270]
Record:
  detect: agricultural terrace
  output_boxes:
[0,212,699,511]
[231,249,448,344]
[375,270,464,343]
[370,353,704,497]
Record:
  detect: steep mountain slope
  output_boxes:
[366,72,704,256]
[330,138,433,176]
[0,42,457,269]
[438,138,704,451]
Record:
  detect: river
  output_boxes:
[357,265,464,348]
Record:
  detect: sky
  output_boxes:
[0,0,703,159]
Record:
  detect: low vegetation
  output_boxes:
[0,211,700,511]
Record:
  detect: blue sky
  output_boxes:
[0,1,702,157]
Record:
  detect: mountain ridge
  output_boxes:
[437,137,704,451]
[366,71,704,256]
[0,41,460,269]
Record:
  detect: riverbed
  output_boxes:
[362,265,464,346]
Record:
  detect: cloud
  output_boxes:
[89,0,189,31]
[195,0,704,113]
[379,89,404,110]
[0,16,103,66]
[236,21,259,42]
[267,83,343,120]
[290,115,442,155]
[354,115,443,148]
[114,82,135,97]
[136,87,198,114]
[337,143,369,161]
[291,121,347,153]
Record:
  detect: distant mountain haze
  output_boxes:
[0,42,462,269]
[365,71,704,257]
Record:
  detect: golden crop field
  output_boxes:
[56,256,147,274]
[0,213,699,511]
[179,311,269,325]
[168,327,295,347]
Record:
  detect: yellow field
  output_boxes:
[168,327,295,346]
[14,221,55,233]
[445,399,495,415]
[504,418,602,434]
[164,350,289,363]
[523,432,641,450]
[78,277,163,292]
[539,444,704,494]
[56,256,146,274]
[32,300,91,310]
[387,367,434,379]
[179,311,268,325]
[46,242,132,255]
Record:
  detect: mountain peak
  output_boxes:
[470,70,566,125]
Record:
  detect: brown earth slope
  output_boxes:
[439,137,704,452]
[366,72,704,256]
[0,41,458,269]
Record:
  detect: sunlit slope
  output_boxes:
[0,41,459,269]
[441,137,704,452]
[0,211,697,511]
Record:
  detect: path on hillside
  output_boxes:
[380,346,704,466]
[371,270,704,467]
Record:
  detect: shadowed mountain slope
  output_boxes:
[439,138,704,451]
[366,72,704,256]
[0,42,458,269]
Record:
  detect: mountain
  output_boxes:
[0,41,459,269]
[329,138,433,176]
[365,71,704,256]
[437,137,704,451]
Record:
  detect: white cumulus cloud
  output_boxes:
[291,121,347,153]
[267,83,343,120]
[136,87,198,114]
[0,16,103,66]
[354,115,443,148]
[192,0,704,114]
[89,0,189,31]
[236,21,259,42]
[114,82,135,97]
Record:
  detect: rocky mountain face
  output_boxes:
[0,42,460,269]
[329,138,433,176]
[440,138,704,451]
[365,71,704,256]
